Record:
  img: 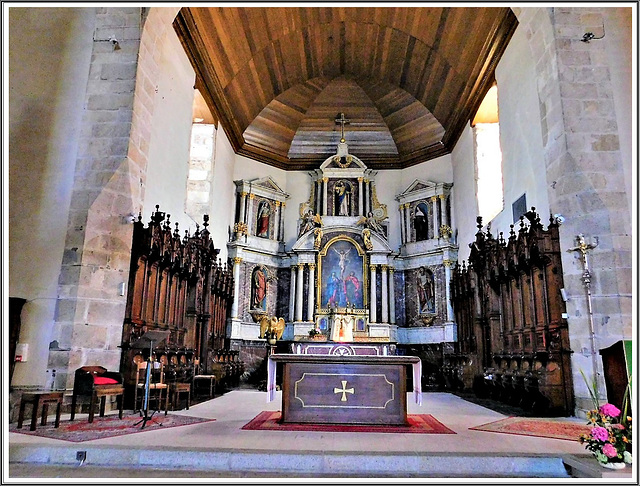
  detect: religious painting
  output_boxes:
[417,267,435,314]
[256,200,271,238]
[414,202,429,241]
[319,238,364,309]
[251,266,268,310]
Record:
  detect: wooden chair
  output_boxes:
[70,366,124,423]
[133,360,169,414]
[192,358,216,399]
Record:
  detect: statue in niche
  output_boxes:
[251,266,268,310]
[256,201,271,238]
[334,181,351,216]
[417,267,435,314]
[414,203,429,241]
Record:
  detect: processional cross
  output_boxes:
[335,112,350,143]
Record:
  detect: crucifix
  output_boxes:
[335,112,350,143]
[567,233,600,395]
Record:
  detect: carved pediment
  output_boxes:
[396,179,452,203]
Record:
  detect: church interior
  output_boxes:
[7,5,634,480]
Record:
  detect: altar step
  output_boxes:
[10,444,580,478]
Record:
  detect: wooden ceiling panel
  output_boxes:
[174,6,518,170]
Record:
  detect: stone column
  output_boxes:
[289,265,296,322]
[364,180,370,215]
[399,204,405,244]
[247,193,255,235]
[358,177,364,216]
[369,264,377,323]
[404,204,411,243]
[230,257,243,318]
[322,178,328,216]
[279,202,286,241]
[273,201,281,241]
[431,196,439,239]
[307,263,316,322]
[295,263,304,322]
[316,179,322,214]
[444,259,454,321]
[439,194,448,227]
[239,192,247,223]
[381,265,389,324]
[388,267,396,324]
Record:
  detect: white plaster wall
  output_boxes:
[142,26,195,232]
[8,8,95,385]
[451,125,478,262]
[283,171,313,248]
[492,24,550,235]
[603,7,633,213]
[208,127,237,262]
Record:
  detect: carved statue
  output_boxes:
[259,315,285,340]
[314,227,323,249]
[357,211,385,235]
[362,228,373,250]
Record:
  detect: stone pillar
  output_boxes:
[399,205,405,244]
[369,264,377,323]
[231,257,243,318]
[273,201,281,241]
[388,267,396,324]
[239,192,247,223]
[307,263,316,322]
[289,265,296,321]
[381,265,389,324]
[358,177,364,216]
[295,263,304,322]
[316,179,322,214]
[322,178,328,216]
[279,202,286,241]
[364,180,370,215]
[431,196,439,239]
[440,194,448,228]
[404,204,411,243]
[247,193,255,235]
[444,259,454,321]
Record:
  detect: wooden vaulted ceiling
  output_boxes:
[174,7,518,170]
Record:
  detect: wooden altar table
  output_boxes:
[268,354,421,425]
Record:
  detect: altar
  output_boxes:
[268,354,421,425]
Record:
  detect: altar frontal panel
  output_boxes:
[279,358,409,425]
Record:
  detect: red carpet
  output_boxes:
[10,412,215,442]
[241,411,456,434]
[470,416,592,441]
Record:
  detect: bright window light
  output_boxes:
[475,122,504,222]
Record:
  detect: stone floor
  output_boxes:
[6,390,635,482]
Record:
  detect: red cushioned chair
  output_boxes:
[70,366,124,423]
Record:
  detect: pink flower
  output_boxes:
[602,443,618,458]
[612,423,625,430]
[599,403,621,418]
[591,426,609,442]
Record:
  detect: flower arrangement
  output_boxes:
[308,328,321,338]
[439,224,452,238]
[578,371,632,468]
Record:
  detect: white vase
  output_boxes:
[599,461,626,470]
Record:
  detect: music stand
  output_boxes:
[131,330,170,429]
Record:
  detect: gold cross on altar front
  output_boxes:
[334,380,354,401]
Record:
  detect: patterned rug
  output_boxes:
[10,412,215,442]
[241,411,456,434]
[470,416,592,441]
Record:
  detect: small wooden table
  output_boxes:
[17,391,64,431]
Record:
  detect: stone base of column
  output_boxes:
[367,323,397,342]
[227,318,261,341]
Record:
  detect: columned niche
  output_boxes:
[449,209,574,416]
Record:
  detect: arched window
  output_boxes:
[473,84,504,223]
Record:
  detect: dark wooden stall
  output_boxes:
[449,208,574,416]
[119,206,240,408]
